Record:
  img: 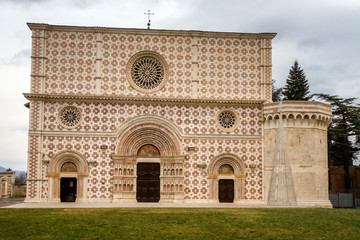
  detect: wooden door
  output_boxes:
[219,179,234,203]
[136,163,160,202]
[60,178,77,202]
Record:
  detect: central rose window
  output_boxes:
[127,51,169,93]
[131,56,164,89]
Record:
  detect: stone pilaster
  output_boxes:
[191,37,199,99]
[95,31,103,95]
[260,39,272,102]
[26,100,44,202]
[30,27,46,94]
[26,26,47,202]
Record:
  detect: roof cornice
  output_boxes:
[23,93,266,107]
[26,23,277,39]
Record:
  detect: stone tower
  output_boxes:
[264,101,332,207]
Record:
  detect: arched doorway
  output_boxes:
[60,162,77,202]
[218,164,235,202]
[136,145,161,202]
[208,153,246,203]
[112,116,184,203]
[1,178,7,197]
[47,151,89,203]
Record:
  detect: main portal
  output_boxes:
[136,163,160,202]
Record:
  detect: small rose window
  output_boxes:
[216,109,239,132]
[58,106,82,129]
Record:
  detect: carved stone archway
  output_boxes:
[1,177,7,197]
[208,153,246,202]
[47,150,89,203]
[112,115,184,202]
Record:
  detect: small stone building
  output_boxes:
[0,169,16,198]
[24,23,332,207]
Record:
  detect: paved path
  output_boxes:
[0,198,25,208]
[1,199,339,209]
[1,200,267,209]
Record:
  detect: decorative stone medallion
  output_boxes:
[126,51,169,93]
[58,106,82,129]
[216,109,239,132]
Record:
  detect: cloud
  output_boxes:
[298,39,328,50]
[0,125,28,171]
[2,0,46,3]
[0,49,30,66]
[0,0,47,5]
[0,0,93,6]
[1,0,360,171]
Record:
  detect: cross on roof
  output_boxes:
[144,10,154,29]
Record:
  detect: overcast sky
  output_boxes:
[0,0,359,171]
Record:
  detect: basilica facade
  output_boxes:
[24,23,332,207]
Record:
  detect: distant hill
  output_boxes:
[0,167,26,177]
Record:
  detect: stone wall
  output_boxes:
[13,184,27,197]
[0,171,15,198]
[29,102,264,201]
[28,23,274,101]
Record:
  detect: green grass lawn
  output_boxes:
[0,208,359,240]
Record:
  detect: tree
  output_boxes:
[312,94,360,190]
[272,79,283,102]
[15,172,27,184]
[283,60,311,100]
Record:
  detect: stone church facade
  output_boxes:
[24,23,332,207]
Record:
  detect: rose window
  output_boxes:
[131,56,164,90]
[219,111,236,129]
[216,109,239,132]
[126,51,169,93]
[58,106,82,128]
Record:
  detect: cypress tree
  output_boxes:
[272,79,283,102]
[283,60,311,100]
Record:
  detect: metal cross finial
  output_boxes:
[144,10,154,29]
